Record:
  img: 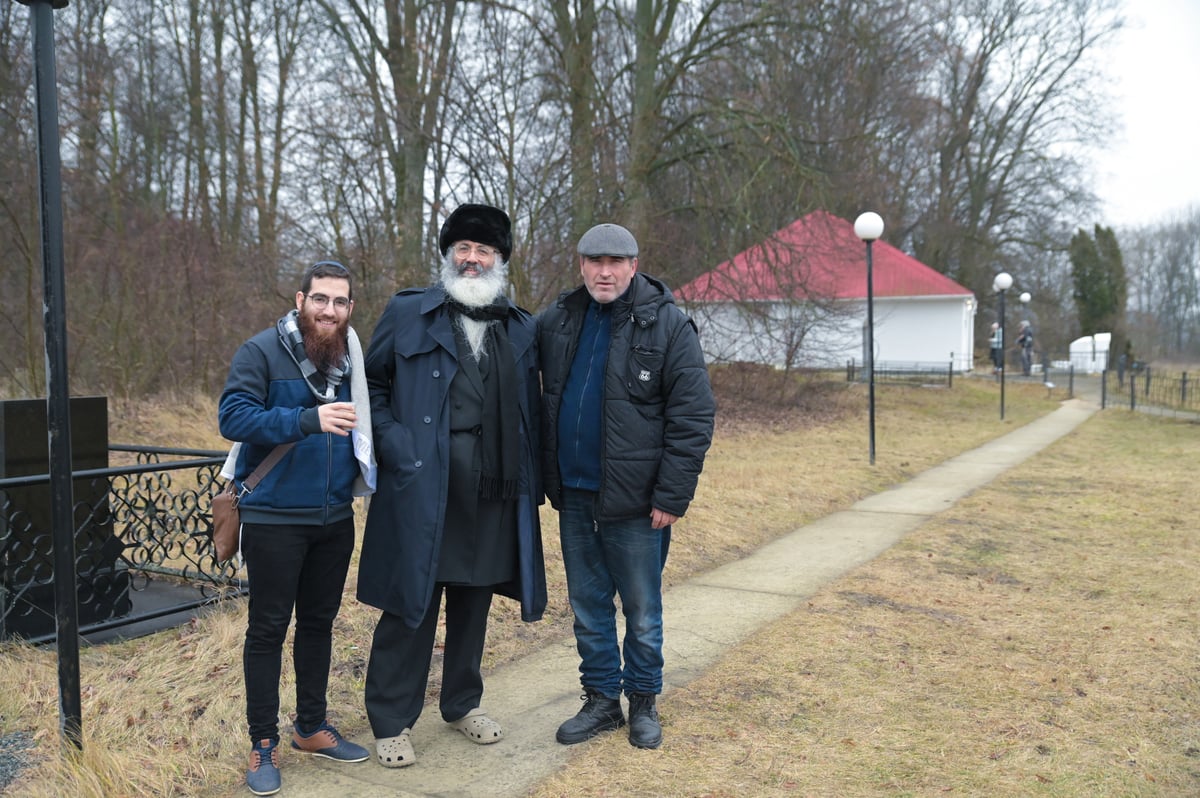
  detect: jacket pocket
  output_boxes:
[626,345,664,402]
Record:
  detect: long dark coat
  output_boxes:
[356,286,546,629]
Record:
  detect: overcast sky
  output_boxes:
[1093,0,1200,228]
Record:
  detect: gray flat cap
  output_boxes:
[577,223,638,257]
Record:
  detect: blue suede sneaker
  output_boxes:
[291,720,369,763]
[246,738,280,796]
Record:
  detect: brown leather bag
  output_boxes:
[210,443,294,562]
[210,481,242,562]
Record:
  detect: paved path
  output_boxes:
[274,392,1102,798]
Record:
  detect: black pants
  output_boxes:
[241,518,354,743]
[364,584,494,738]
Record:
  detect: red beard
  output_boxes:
[298,309,349,374]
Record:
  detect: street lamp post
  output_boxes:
[993,272,1013,419]
[16,0,82,752]
[854,212,884,464]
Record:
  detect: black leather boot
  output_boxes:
[556,689,625,745]
[627,692,662,749]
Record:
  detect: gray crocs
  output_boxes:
[448,707,503,744]
[375,729,416,767]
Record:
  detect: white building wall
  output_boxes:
[687,295,977,372]
[869,296,976,370]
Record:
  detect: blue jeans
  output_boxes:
[241,518,354,742]
[559,488,665,697]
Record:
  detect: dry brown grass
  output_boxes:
[2,375,1138,798]
[528,410,1200,797]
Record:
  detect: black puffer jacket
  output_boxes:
[537,273,715,521]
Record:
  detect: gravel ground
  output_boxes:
[0,730,35,792]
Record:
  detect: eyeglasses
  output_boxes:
[305,293,352,311]
[453,242,497,260]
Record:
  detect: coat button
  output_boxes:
[423,416,432,423]
[432,369,440,378]
[414,460,423,468]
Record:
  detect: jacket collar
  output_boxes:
[560,273,670,327]
[417,284,535,362]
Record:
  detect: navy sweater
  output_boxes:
[557,300,611,492]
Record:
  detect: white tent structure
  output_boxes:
[1068,332,1110,374]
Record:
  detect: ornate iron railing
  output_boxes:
[1,445,244,642]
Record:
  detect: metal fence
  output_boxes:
[1102,368,1200,415]
[846,359,956,387]
[845,356,1087,400]
[1,445,244,643]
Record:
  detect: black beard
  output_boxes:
[298,312,348,374]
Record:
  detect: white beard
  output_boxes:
[441,251,509,361]
[441,251,508,308]
[458,317,489,362]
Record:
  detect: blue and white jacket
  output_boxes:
[218,326,358,526]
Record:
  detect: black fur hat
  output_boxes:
[438,203,512,261]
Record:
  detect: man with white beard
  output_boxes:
[357,204,546,768]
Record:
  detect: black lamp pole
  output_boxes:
[854,213,884,464]
[866,240,876,463]
[993,272,1012,421]
[16,0,82,750]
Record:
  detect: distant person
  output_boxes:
[1117,339,1134,387]
[537,223,715,750]
[989,322,1003,376]
[218,261,375,797]
[357,203,546,768]
[1016,320,1034,376]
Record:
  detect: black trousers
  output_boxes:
[241,518,354,743]
[364,584,494,738]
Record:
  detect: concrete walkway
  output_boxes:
[275,391,1101,798]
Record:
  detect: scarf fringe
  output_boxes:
[478,475,519,501]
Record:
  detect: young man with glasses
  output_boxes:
[218,261,375,795]
[357,203,546,768]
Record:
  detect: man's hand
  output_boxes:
[650,507,678,530]
[318,401,356,436]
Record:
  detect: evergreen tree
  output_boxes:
[1070,224,1128,353]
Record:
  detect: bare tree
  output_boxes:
[314,0,460,289]
[0,0,1160,395]
[437,3,575,309]
[667,0,931,277]
[529,0,775,275]
[1121,211,1200,360]
[910,0,1122,307]
[0,2,42,392]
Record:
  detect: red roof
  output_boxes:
[676,210,971,302]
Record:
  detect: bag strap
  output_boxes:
[240,442,296,494]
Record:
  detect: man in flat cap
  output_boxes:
[538,223,714,749]
[358,203,546,768]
